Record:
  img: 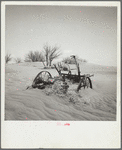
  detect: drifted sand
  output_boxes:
[5,62,117,120]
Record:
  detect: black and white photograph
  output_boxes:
[1,1,121,148]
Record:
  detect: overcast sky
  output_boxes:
[5,5,117,66]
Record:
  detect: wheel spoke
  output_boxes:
[40,71,51,81]
[86,79,90,88]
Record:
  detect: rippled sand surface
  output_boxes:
[5,62,117,120]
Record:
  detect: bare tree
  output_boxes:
[24,51,45,66]
[49,46,61,66]
[43,44,61,67]
[43,44,51,66]
[24,51,34,62]
[5,54,12,64]
[62,57,71,64]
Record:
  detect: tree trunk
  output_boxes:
[46,57,48,66]
[49,60,51,66]
[49,60,52,66]
[42,62,45,67]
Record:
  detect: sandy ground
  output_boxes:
[5,62,117,120]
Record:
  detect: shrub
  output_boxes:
[14,57,22,63]
[62,57,71,64]
[62,57,76,64]
[5,54,12,64]
[24,51,45,62]
[63,56,87,64]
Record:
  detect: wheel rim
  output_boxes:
[33,71,52,86]
[37,71,52,82]
[86,77,92,88]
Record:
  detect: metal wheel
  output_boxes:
[32,71,52,87]
[86,77,92,88]
[77,77,92,91]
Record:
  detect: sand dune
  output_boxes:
[5,62,117,120]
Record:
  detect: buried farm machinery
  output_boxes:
[30,55,94,92]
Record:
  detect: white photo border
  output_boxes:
[1,1,121,148]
